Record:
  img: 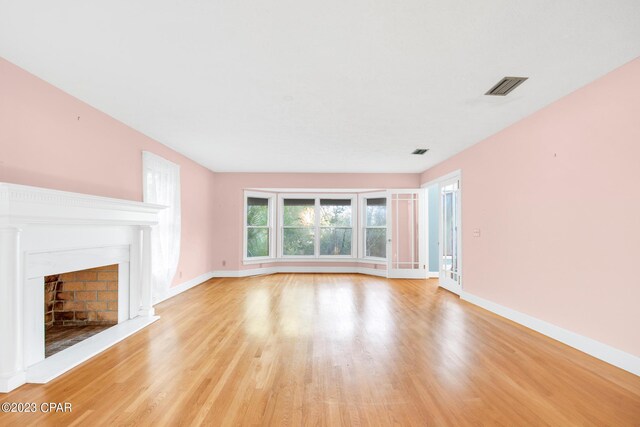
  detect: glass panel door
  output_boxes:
[387,190,426,279]
[439,178,461,292]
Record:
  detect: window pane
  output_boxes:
[366,228,386,258]
[366,198,387,226]
[283,199,315,226]
[320,199,352,227]
[247,228,269,257]
[283,228,315,255]
[320,228,352,256]
[247,197,269,226]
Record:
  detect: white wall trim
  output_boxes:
[214,268,273,278]
[243,257,387,265]
[215,266,388,278]
[461,291,640,377]
[155,271,217,304]
[0,182,165,226]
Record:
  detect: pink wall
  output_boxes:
[0,58,216,286]
[421,58,640,356]
[211,173,420,270]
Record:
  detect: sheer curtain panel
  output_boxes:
[142,151,181,303]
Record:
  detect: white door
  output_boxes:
[387,190,426,279]
[439,177,462,293]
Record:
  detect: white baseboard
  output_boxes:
[0,371,26,393]
[461,291,640,377]
[428,271,439,278]
[156,271,217,304]
[213,268,271,277]
[214,266,389,278]
[356,267,388,278]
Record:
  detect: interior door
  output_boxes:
[387,190,426,279]
[439,177,461,292]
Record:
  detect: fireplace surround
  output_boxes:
[0,182,164,393]
[44,264,120,357]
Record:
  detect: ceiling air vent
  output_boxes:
[485,76,528,96]
[412,148,429,155]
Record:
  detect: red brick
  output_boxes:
[85,281,107,291]
[75,311,88,321]
[87,301,107,311]
[75,291,97,301]
[92,265,118,272]
[107,281,118,291]
[97,272,118,281]
[58,272,76,281]
[57,311,74,320]
[107,302,119,311]
[75,271,98,281]
[56,291,74,301]
[61,281,85,291]
[96,311,117,322]
[97,291,118,301]
[64,301,86,311]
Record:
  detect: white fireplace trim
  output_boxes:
[0,182,164,393]
[0,182,163,226]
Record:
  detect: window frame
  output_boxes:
[278,193,357,259]
[243,190,276,262]
[358,191,388,261]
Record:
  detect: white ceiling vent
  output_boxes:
[485,76,528,96]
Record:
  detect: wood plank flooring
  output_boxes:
[1,274,639,426]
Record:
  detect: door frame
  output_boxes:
[421,170,463,294]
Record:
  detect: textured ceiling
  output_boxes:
[1,0,639,172]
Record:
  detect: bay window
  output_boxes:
[244,191,388,263]
[280,195,355,258]
[282,199,316,256]
[244,192,275,259]
[319,199,352,256]
[363,197,387,259]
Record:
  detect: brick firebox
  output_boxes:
[44,265,119,327]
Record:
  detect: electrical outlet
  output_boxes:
[473,228,481,237]
[222,260,226,267]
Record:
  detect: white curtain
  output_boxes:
[142,151,181,303]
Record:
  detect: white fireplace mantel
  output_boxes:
[0,182,165,393]
[0,182,163,226]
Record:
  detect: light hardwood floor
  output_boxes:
[1,274,639,426]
